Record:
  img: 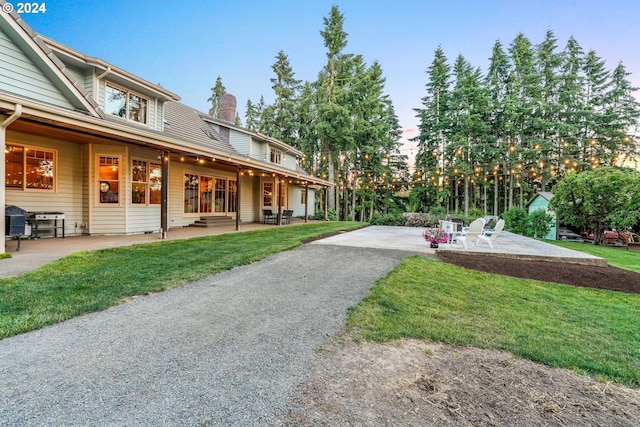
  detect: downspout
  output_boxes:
[1,104,23,254]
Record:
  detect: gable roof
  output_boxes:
[0,5,100,115]
[527,191,554,207]
[201,115,305,158]
[41,35,180,103]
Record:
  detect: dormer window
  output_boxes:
[270,147,283,165]
[105,82,149,125]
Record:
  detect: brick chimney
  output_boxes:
[219,93,236,123]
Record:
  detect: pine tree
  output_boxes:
[266,50,302,146]
[316,5,353,210]
[207,76,226,117]
[413,46,451,209]
[485,40,511,214]
[602,61,640,165]
[244,99,259,130]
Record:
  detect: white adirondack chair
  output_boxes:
[456,218,485,250]
[478,218,505,249]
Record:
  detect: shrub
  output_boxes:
[309,208,338,221]
[503,206,528,234]
[403,213,440,228]
[527,209,554,238]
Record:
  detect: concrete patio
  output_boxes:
[311,226,607,266]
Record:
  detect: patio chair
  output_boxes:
[281,210,293,224]
[262,209,277,224]
[478,218,505,249]
[456,218,485,250]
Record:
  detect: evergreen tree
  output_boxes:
[316,5,353,210]
[266,50,302,146]
[207,76,226,117]
[413,46,451,209]
[602,61,640,165]
[558,36,586,163]
[244,99,259,130]
[484,40,511,214]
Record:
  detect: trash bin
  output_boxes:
[5,205,27,251]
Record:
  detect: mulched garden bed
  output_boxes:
[437,251,640,294]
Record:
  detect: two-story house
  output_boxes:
[1,6,329,251]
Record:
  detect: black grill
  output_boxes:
[5,205,27,251]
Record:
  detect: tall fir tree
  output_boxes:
[207,76,226,117]
[316,5,353,210]
[413,46,451,209]
[265,50,302,146]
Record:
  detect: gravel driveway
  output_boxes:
[0,243,412,426]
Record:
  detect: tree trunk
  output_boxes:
[464,176,469,216]
[327,151,336,210]
[351,178,357,222]
[493,175,498,215]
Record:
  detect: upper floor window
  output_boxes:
[270,148,283,165]
[105,83,149,125]
[5,144,56,191]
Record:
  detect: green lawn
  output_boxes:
[3,223,639,387]
[0,222,365,339]
[347,252,640,387]
[549,240,640,273]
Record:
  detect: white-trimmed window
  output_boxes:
[300,188,307,205]
[270,148,283,165]
[105,82,149,125]
[184,173,236,214]
[132,159,162,205]
[5,144,56,191]
[98,156,120,204]
[263,181,273,206]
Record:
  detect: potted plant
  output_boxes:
[422,227,447,248]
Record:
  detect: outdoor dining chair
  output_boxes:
[262,209,277,224]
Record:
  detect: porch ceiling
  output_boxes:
[6,115,332,187]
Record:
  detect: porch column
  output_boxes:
[160,151,169,239]
[304,182,309,223]
[276,176,282,225]
[236,167,240,231]
[0,104,22,254]
[324,186,328,221]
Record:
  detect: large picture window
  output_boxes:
[5,144,55,190]
[184,173,236,215]
[105,82,149,125]
[98,156,120,204]
[132,159,162,205]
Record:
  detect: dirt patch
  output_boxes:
[281,338,640,426]
[279,254,640,426]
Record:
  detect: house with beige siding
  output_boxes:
[1,7,329,253]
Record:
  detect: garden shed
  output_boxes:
[527,192,557,240]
